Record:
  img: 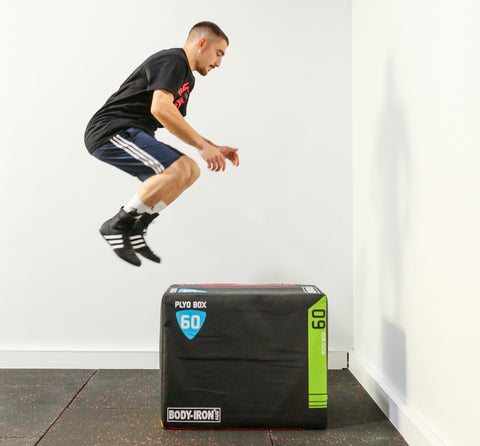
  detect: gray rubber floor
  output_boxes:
[0,369,407,445]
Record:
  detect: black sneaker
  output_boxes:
[99,208,141,267]
[128,212,161,263]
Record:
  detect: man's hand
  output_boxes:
[219,146,240,167]
[198,143,227,171]
[198,142,240,171]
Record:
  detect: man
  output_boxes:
[84,22,239,266]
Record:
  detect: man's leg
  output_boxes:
[93,129,199,266]
[126,156,200,262]
[137,156,200,207]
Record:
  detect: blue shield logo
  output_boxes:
[176,310,206,340]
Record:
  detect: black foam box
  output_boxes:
[160,284,328,429]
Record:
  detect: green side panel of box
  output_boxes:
[308,296,327,408]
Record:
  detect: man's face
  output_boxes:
[196,38,228,76]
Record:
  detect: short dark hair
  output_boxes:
[188,21,229,46]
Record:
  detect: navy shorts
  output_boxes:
[92,128,184,181]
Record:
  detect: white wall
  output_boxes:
[0,0,352,365]
[352,1,480,445]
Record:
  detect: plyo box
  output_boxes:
[160,284,328,429]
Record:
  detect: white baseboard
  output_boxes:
[0,350,160,369]
[0,349,348,370]
[349,350,445,446]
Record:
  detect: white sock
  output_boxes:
[147,201,167,214]
[124,193,150,214]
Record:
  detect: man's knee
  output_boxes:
[187,158,201,184]
[168,156,199,186]
[166,156,189,183]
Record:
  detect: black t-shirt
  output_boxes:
[84,48,195,153]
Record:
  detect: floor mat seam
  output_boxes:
[34,369,98,445]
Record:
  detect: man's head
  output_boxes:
[184,22,229,76]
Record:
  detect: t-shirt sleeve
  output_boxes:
[144,55,187,95]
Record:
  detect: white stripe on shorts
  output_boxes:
[110,135,165,174]
[113,135,165,173]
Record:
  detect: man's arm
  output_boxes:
[151,89,231,171]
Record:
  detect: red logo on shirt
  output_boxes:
[175,82,190,109]
[178,82,190,96]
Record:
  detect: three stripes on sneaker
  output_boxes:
[100,207,161,266]
[103,233,147,251]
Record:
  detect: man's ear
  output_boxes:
[197,37,207,49]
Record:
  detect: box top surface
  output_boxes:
[164,284,325,296]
